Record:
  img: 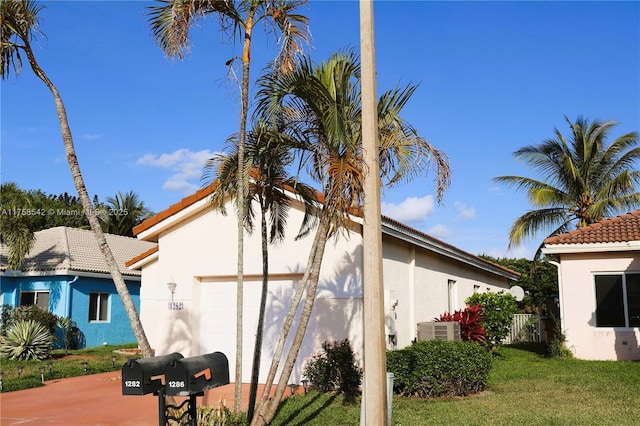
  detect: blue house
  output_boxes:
[0,226,157,348]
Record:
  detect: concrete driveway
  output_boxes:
[0,371,272,425]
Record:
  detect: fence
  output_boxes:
[504,314,543,344]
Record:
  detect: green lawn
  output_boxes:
[2,343,639,425]
[271,344,640,426]
[0,343,140,392]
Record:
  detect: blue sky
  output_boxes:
[2,0,639,259]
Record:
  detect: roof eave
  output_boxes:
[542,240,640,255]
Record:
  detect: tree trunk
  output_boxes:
[234,16,253,413]
[23,42,153,358]
[247,206,269,423]
[252,213,330,426]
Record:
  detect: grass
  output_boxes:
[0,343,141,393]
[2,343,639,425]
[271,343,640,425]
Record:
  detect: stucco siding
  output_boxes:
[556,252,640,360]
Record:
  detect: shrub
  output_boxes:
[546,315,573,359]
[302,339,362,398]
[197,400,247,425]
[8,305,59,336]
[386,340,492,398]
[57,317,83,351]
[466,291,518,348]
[437,304,487,345]
[1,319,54,360]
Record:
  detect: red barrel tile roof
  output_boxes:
[544,210,640,245]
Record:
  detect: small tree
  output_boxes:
[466,291,518,348]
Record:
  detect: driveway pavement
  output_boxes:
[0,371,278,425]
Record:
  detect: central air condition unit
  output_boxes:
[417,321,461,341]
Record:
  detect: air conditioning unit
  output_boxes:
[417,321,461,341]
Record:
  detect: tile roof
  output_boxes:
[543,210,640,245]
[0,227,157,276]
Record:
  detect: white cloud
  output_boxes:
[427,224,452,239]
[80,133,103,141]
[381,195,434,224]
[454,201,475,221]
[136,148,218,193]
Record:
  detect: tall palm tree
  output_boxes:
[1,0,154,357]
[494,116,640,259]
[0,182,35,269]
[203,121,317,422]
[147,1,309,410]
[102,190,153,237]
[251,49,451,425]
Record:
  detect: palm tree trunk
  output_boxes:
[252,213,330,426]
[22,42,153,359]
[247,206,269,423]
[234,16,254,414]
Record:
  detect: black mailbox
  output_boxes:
[121,352,184,395]
[164,351,230,396]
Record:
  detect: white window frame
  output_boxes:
[19,290,50,311]
[89,292,110,322]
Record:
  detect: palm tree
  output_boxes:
[494,116,640,259]
[147,1,309,410]
[1,0,154,357]
[0,182,35,269]
[203,121,318,422]
[102,190,153,237]
[250,49,451,425]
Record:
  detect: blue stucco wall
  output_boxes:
[0,274,140,348]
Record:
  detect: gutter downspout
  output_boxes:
[548,261,564,331]
[65,276,79,317]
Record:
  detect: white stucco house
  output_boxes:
[542,210,640,361]
[126,185,519,384]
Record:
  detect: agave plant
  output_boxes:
[1,319,53,360]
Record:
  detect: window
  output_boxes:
[594,273,640,327]
[89,292,110,322]
[19,291,50,311]
[447,279,457,313]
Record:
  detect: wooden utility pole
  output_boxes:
[360,0,389,424]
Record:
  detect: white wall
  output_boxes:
[556,251,640,360]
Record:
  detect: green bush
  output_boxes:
[6,305,59,336]
[466,291,518,348]
[302,339,362,398]
[386,340,492,398]
[1,319,54,360]
[546,315,573,359]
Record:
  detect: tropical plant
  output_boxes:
[100,190,153,237]
[494,116,640,259]
[1,319,53,360]
[302,339,362,399]
[437,304,487,345]
[0,182,35,269]
[1,0,153,357]
[251,49,451,425]
[466,291,518,348]
[479,255,558,313]
[57,316,82,352]
[202,120,318,421]
[147,1,309,412]
[7,305,58,336]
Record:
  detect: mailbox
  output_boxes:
[164,351,230,396]
[121,352,184,395]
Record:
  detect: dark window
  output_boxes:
[626,274,640,327]
[595,274,640,328]
[89,292,109,322]
[19,291,50,311]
